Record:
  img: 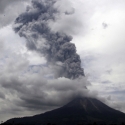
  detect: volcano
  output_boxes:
[4,97,125,125]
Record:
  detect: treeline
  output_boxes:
[1,122,125,125]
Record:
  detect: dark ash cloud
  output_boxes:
[13,0,84,79]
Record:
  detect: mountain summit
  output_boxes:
[4,97,125,125]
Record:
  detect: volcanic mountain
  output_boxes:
[4,97,125,125]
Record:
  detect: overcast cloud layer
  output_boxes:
[0,0,125,122]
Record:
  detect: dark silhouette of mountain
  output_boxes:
[4,97,125,125]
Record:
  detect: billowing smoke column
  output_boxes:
[13,0,84,79]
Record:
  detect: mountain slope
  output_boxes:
[4,97,125,125]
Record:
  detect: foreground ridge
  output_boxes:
[1,122,125,125]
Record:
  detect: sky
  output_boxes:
[0,0,125,122]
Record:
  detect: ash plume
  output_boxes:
[13,0,84,79]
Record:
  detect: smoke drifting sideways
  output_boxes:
[13,0,84,79]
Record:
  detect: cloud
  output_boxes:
[65,8,75,15]
[15,77,90,109]
[0,0,31,28]
[102,22,108,29]
[0,40,4,53]
[49,0,88,36]
[0,92,5,99]
[0,0,26,13]
[0,64,91,121]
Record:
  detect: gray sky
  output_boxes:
[0,0,125,122]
